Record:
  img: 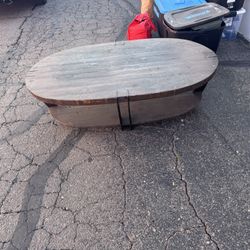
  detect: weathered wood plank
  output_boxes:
[25,38,218,106]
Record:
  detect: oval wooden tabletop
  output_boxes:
[25,38,218,106]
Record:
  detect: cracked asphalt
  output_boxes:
[0,0,249,249]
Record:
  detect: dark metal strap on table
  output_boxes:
[116,96,123,129]
[127,92,133,130]
[116,91,133,130]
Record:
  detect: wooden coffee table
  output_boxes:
[25,38,218,128]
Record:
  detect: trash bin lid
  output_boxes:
[155,0,206,14]
[164,3,229,30]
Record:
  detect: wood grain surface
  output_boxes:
[25,38,218,106]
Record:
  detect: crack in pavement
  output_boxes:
[7,129,85,250]
[1,11,32,74]
[0,1,44,88]
[6,105,47,138]
[2,84,25,127]
[170,125,220,250]
[0,2,47,148]
[0,140,34,205]
[0,176,18,213]
[165,226,204,250]
[113,130,134,250]
[202,110,250,166]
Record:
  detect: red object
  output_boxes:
[127,13,157,40]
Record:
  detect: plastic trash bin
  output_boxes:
[154,3,229,52]
[222,8,246,39]
[153,0,206,26]
[162,20,226,52]
[206,0,245,11]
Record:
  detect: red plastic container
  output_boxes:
[127,13,156,40]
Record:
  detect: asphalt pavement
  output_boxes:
[0,0,249,249]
